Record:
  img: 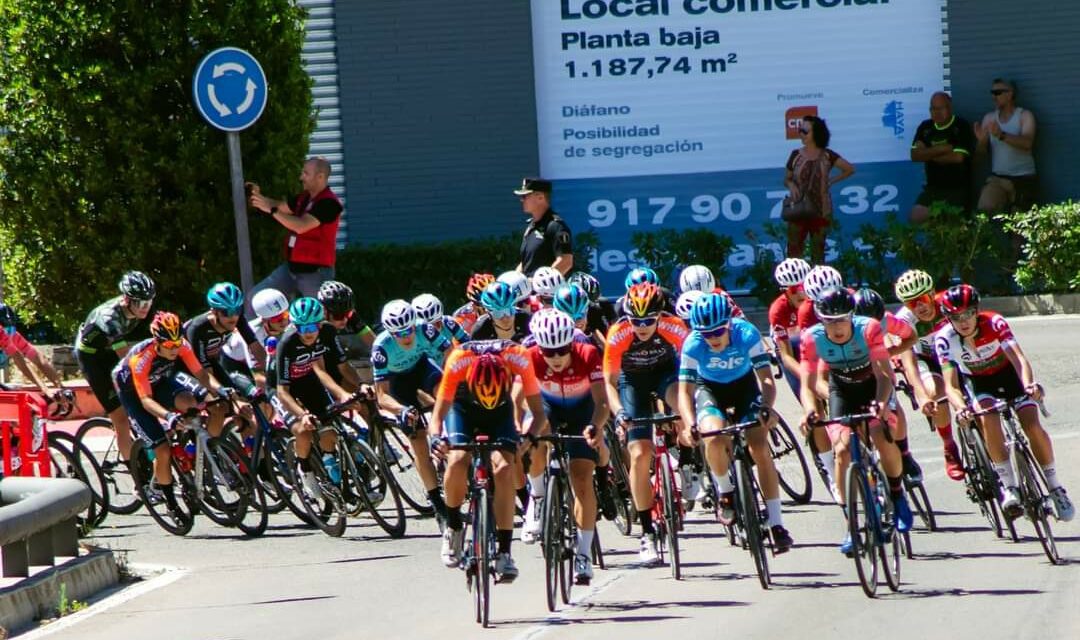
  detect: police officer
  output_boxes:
[514,177,573,277]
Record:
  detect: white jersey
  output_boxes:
[223,319,271,369]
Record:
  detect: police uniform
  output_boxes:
[514,177,573,276]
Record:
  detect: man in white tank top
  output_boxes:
[974,78,1038,214]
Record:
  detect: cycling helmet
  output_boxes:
[568,272,601,303]
[853,287,886,321]
[411,293,443,324]
[467,353,513,410]
[623,282,664,318]
[674,290,703,321]
[317,280,354,317]
[380,299,415,332]
[803,265,844,302]
[624,267,659,290]
[939,284,980,316]
[466,273,496,304]
[774,258,812,288]
[119,270,155,301]
[290,297,325,325]
[690,292,732,331]
[531,266,565,299]
[480,281,517,315]
[497,270,531,303]
[149,311,182,343]
[529,308,576,349]
[814,286,855,320]
[552,283,589,321]
[894,269,935,302]
[252,288,289,320]
[678,264,716,294]
[206,282,244,315]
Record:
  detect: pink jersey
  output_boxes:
[0,330,37,359]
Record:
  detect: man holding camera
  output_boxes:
[247,157,342,314]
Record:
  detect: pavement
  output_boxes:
[13,315,1080,640]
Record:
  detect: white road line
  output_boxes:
[15,564,189,640]
[510,571,626,640]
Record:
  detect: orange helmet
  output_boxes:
[623,282,664,318]
[150,311,183,343]
[466,273,496,304]
[466,353,513,410]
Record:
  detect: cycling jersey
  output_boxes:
[271,327,329,387]
[796,298,817,331]
[183,312,258,382]
[113,338,203,399]
[769,294,801,342]
[0,329,37,359]
[528,342,603,409]
[603,313,689,377]
[76,296,147,354]
[881,311,915,342]
[451,303,482,335]
[934,311,1015,377]
[894,299,949,359]
[438,340,540,405]
[800,316,889,384]
[222,319,272,372]
[678,318,770,385]
[470,311,531,343]
[371,322,450,382]
[318,323,351,384]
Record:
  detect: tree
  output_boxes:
[0,0,314,334]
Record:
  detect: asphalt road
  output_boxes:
[24,315,1080,640]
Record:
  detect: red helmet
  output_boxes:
[466,353,513,410]
[939,284,980,316]
[466,273,496,304]
[623,282,664,318]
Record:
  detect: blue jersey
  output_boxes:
[371,322,451,382]
[678,318,769,384]
[800,315,888,384]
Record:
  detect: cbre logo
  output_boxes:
[785,106,818,139]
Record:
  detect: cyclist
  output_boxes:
[471,282,531,342]
[75,271,156,462]
[799,287,913,553]
[452,273,496,336]
[531,266,566,308]
[525,309,609,584]
[894,269,965,480]
[674,290,703,322]
[184,282,262,409]
[113,311,244,511]
[935,285,1074,521]
[677,293,794,552]
[412,293,470,347]
[569,271,618,326]
[272,298,360,498]
[433,340,547,582]
[220,289,290,401]
[371,299,452,521]
[603,282,691,564]
[497,270,538,313]
[318,281,376,392]
[553,283,607,348]
[0,305,71,406]
[768,258,812,397]
[618,266,676,316]
[677,264,745,319]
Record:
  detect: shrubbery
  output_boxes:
[1000,201,1080,292]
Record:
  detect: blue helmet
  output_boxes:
[568,272,601,302]
[690,293,732,331]
[206,282,244,315]
[290,297,325,325]
[480,281,517,315]
[552,283,590,321]
[624,267,659,290]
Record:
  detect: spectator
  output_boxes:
[909,92,975,223]
[514,177,573,277]
[783,116,855,263]
[248,157,342,313]
[974,78,1038,215]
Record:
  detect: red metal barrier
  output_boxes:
[0,391,51,477]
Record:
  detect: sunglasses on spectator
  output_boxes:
[990,89,1010,96]
[630,316,658,328]
[903,293,934,309]
[158,339,183,349]
[798,127,811,135]
[540,345,572,358]
[948,309,978,322]
[701,324,730,339]
[391,325,415,339]
[296,322,321,335]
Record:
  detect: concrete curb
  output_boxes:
[0,549,118,635]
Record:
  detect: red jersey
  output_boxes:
[934,311,1015,377]
[528,342,603,408]
[769,294,801,341]
[0,330,37,359]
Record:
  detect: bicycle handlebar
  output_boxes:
[695,407,773,439]
[626,414,680,427]
[808,411,879,428]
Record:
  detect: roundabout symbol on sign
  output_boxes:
[193,47,268,132]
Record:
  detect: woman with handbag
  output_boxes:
[782,116,855,263]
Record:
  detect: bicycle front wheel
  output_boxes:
[846,465,879,597]
[474,488,493,628]
[75,417,141,515]
[738,459,770,590]
[660,455,682,580]
[49,431,110,530]
[770,417,813,504]
[342,436,406,538]
[286,443,346,537]
[875,471,901,592]
[542,475,561,612]
[130,441,195,536]
[605,426,634,537]
[965,426,1005,538]
[379,425,435,516]
[1016,446,1060,564]
[905,477,936,532]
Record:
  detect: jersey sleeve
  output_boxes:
[445,317,470,344]
[934,332,955,369]
[988,313,1016,344]
[422,322,452,357]
[508,345,541,396]
[178,342,204,375]
[678,336,701,382]
[275,339,293,385]
[129,348,157,399]
[768,296,790,341]
[603,321,631,378]
[799,328,826,375]
[371,337,391,382]
[886,312,915,341]
[436,349,469,402]
[184,321,212,368]
[237,319,259,347]
[741,324,771,370]
[657,315,689,350]
[797,300,817,330]
[864,319,890,361]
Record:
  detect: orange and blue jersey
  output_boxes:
[114,338,203,399]
[438,340,540,406]
[602,313,689,378]
[528,342,603,409]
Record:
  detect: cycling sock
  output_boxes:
[577,529,594,558]
[677,445,695,466]
[529,474,546,498]
[818,450,835,479]
[937,422,954,443]
[298,455,312,472]
[766,498,783,528]
[594,464,610,481]
[427,488,447,512]
[638,509,654,534]
[516,487,530,510]
[1042,463,1061,490]
[446,506,463,531]
[887,475,903,500]
[496,529,513,554]
[896,437,910,455]
[713,471,735,495]
[993,460,1017,487]
[156,481,178,507]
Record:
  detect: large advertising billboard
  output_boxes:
[530,0,947,291]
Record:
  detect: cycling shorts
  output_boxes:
[694,371,761,426]
[969,367,1037,411]
[276,378,334,423]
[544,397,598,463]
[445,401,519,451]
[388,359,442,409]
[117,371,207,448]
[77,349,122,413]
[619,369,679,443]
[915,352,943,388]
[826,378,897,443]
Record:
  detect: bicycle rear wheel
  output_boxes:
[965,426,1005,538]
[660,455,682,580]
[75,417,141,515]
[738,459,770,590]
[286,443,346,537]
[1016,446,1060,564]
[342,436,406,538]
[846,465,879,597]
[770,417,812,504]
[196,436,249,528]
[215,437,267,537]
[559,476,575,604]
[49,431,110,530]
[266,430,312,525]
[905,478,937,532]
[378,424,435,516]
[874,471,901,592]
[130,441,196,536]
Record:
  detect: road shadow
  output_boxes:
[584,598,750,612]
[917,549,1043,561]
[325,554,407,564]
[896,586,1044,599]
[932,525,997,534]
[498,614,687,627]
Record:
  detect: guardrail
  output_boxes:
[0,477,90,578]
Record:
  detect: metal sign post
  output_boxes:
[192,47,269,293]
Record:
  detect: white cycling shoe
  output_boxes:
[639,533,660,566]
[440,527,464,568]
[521,498,542,545]
[1050,487,1075,522]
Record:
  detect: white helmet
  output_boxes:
[381,299,416,332]
[531,266,565,298]
[674,290,703,321]
[252,288,289,320]
[529,308,575,350]
[411,293,443,324]
[774,258,812,288]
[678,264,715,294]
[803,265,844,302]
[497,270,531,303]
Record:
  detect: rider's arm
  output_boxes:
[128,350,172,420]
[676,379,697,430]
[375,379,409,414]
[601,322,628,416]
[798,334,822,417]
[940,364,968,413]
[1003,340,1037,390]
[313,357,352,404]
[588,380,610,428]
[9,352,52,395]
[898,349,933,407]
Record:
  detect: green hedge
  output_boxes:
[1001,201,1080,291]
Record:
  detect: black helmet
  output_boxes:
[814,286,855,320]
[317,280,354,316]
[852,287,885,321]
[119,271,155,301]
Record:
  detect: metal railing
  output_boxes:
[0,477,90,578]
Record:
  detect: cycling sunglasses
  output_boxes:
[903,293,934,309]
[701,323,730,339]
[391,325,416,339]
[129,298,154,311]
[629,316,658,328]
[217,306,243,318]
[820,313,853,325]
[540,344,572,358]
[158,338,183,349]
[948,308,977,322]
[267,310,290,325]
[330,309,354,322]
[487,308,514,320]
[296,322,321,335]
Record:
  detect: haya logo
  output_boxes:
[881,100,905,138]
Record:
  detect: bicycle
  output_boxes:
[766,413,813,505]
[602,420,635,536]
[626,413,683,580]
[888,371,939,556]
[74,415,142,515]
[953,403,1015,541]
[969,396,1060,564]
[812,411,903,598]
[357,398,437,518]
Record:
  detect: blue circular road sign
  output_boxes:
[192,47,268,132]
